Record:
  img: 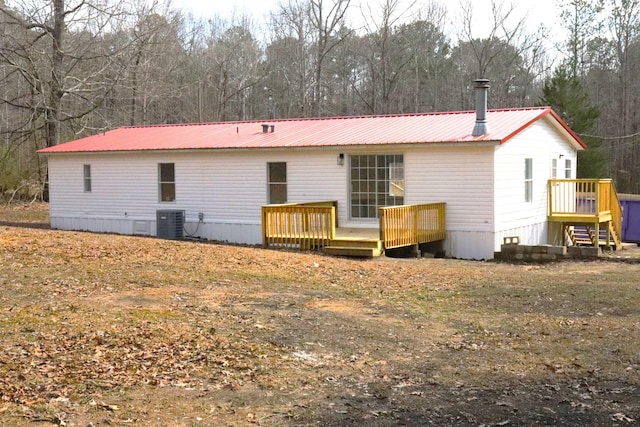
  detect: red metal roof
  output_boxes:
[38,107,586,154]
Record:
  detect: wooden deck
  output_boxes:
[548,179,622,248]
[261,201,337,249]
[335,227,379,239]
[379,202,446,249]
[262,202,446,257]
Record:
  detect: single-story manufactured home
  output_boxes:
[39,81,622,259]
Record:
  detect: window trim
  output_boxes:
[564,159,572,179]
[83,164,92,193]
[267,162,287,204]
[158,163,176,203]
[524,158,533,203]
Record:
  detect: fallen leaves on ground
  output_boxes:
[0,211,639,426]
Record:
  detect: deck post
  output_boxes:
[330,207,336,240]
[413,208,418,248]
[548,180,553,217]
[379,209,385,244]
[605,220,611,250]
[594,221,600,247]
[261,207,268,248]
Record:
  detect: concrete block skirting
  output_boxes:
[496,243,601,262]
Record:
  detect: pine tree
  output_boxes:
[538,65,606,178]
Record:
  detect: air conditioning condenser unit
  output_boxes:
[156,210,185,240]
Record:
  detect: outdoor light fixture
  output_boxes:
[337,153,345,166]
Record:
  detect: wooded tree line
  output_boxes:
[1,0,639,199]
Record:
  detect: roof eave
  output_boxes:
[38,139,502,155]
[542,109,587,150]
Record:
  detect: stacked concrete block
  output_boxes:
[495,236,600,262]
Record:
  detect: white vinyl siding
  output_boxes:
[47,146,495,258]
[406,145,494,232]
[45,116,579,260]
[47,150,348,244]
[405,145,496,259]
[494,119,578,248]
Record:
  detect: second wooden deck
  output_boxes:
[548,179,622,248]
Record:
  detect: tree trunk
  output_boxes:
[46,0,65,147]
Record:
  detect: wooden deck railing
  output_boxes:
[549,179,620,221]
[601,180,622,238]
[262,201,337,249]
[379,203,446,250]
[548,179,622,239]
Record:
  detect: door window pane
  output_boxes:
[350,154,404,219]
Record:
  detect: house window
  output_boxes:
[268,162,287,204]
[525,158,533,203]
[83,164,91,192]
[551,158,557,178]
[350,154,404,219]
[158,163,175,202]
[564,159,572,178]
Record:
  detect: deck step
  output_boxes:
[328,238,382,250]
[324,245,383,258]
[566,225,618,248]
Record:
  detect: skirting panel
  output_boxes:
[443,230,496,260]
[51,216,550,260]
[443,223,548,260]
[187,221,262,245]
[51,216,132,235]
[50,216,262,246]
[494,221,548,252]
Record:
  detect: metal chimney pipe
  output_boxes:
[472,79,490,137]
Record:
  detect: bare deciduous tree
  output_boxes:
[454,0,549,108]
[308,0,352,116]
[269,0,313,116]
[560,0,604,78]
[12,0,640,199]
[604,0,640,192]
[358,0,418,114]
[0,0,129,147]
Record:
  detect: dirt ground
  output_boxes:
[0,203,639,426]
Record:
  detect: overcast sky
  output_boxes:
[171,0,564,41]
